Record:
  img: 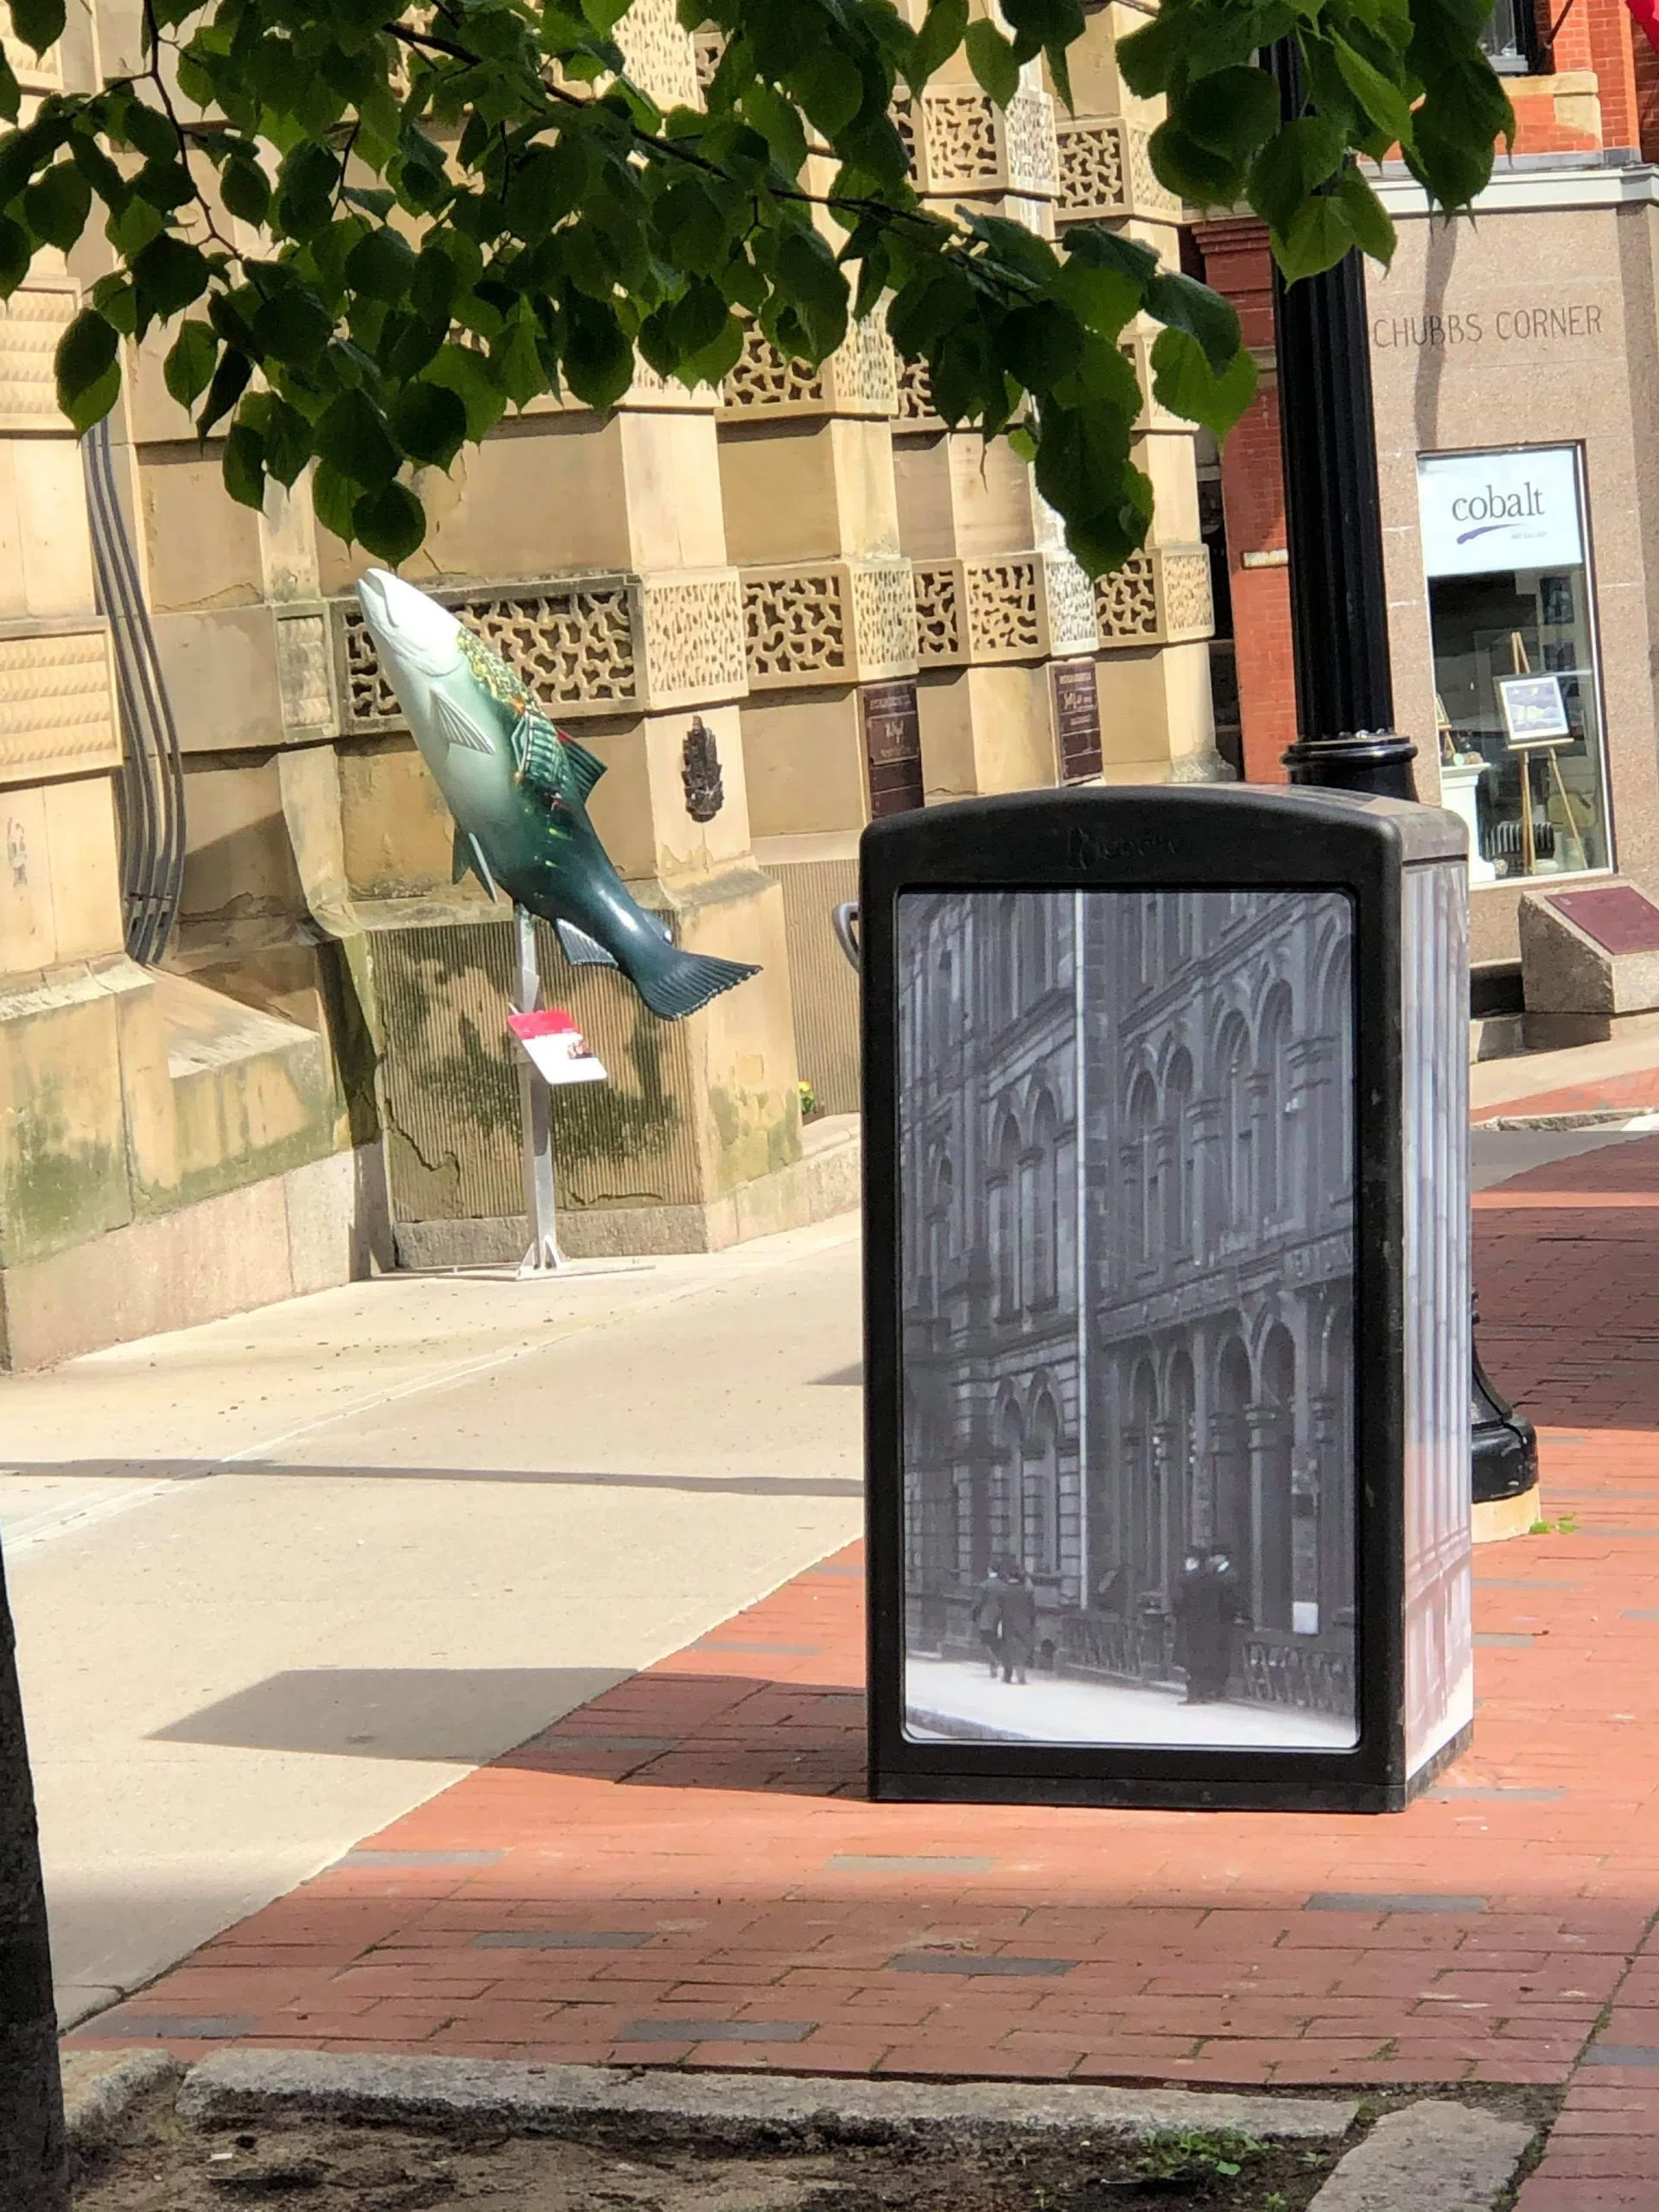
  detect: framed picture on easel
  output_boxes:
[1495,672,1572,748]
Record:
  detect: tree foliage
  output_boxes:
[0,0,1509,569]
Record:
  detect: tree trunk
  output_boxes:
[0,1535,67,2212]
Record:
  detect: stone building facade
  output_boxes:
[0,0,1220,1366]
[900,888,1357,1721]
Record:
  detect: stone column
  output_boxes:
[890,53,1108,798]
[719,304,912,1118]
[1053,2,1227,781]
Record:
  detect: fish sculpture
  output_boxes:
[355,569,760,1021]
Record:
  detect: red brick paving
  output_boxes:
[1471,1065,1659,1124]
[66,1136,1659,2207]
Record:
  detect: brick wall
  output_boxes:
[1192,219,1297,784]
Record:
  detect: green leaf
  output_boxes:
[1180,65,1281,162]
[740,81,808,175]
[1334,164,1396,262]
[788,48,864,137]
[162,318,217,408]
[1144,269,1241,375]
[1149,325,1257,436]
[0,48,19,124]
[0,213,29,297]
[197,344,251,435]
[131,232,210,316]
[424,340,508,440]
[391,378,467,468]
[563,289,633,408]
[54,307,118,433]
[9,0,63,59]
[495,311,549,407]
[963,19,1019,105]
[261,394,313,486]
[222,417,266,510]
[1147,120,1241,207]
[345,224,416,302]
[909,0,967,92]
[1246,116,1347,236]
[353,478,426,563]
[106,193,164,254]
[505,140,588,240]
[310,459,359,545]
[1275,192,1357,278]
[1331,34,1415,149]
[1114,10,1186,97]
[251,287,335,370]
[315,388,399,488]
[22,159,89,250]
[997,299,1084,391]
[220,152,270,226]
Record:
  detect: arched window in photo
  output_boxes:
[927,1153,954,1302]
[1319,941,1353,1205]
[1258,1324,1297,1632]
[1027,1395,1062,1578]
[1127,1071,1159,1267]
[991,1113,1021,1314]
[1128,1359,1160,1601]
[1029,1090,1060,1306]
[998,1396,1024,1564]
[1258,983,1294,1222]
[1217,1013,1253,1233]
[1165,1048,1194,1256]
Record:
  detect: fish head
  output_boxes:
[356,570,512,801]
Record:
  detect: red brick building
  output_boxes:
[1192,0,1659,969]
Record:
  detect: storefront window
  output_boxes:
[1418,445,1611,884]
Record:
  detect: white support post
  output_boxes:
[512,904,564,1274]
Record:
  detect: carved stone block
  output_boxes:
[0,283,75,433]
[720,309,898,420]
[913,562,967,668]
[892,353,944,432]
[741,559,918,689]
[957,550,1100,664]
[1095,544,1214,651]
[614,0,701,111]
[333,568,749,729]
[0,624,120,789]
[275,609,336,734]
[3,34,60,91]
[1056,114,1180,224]
[901,81,1058,200]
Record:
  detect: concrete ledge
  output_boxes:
[175,2050,1357,2145]
[0,1142,391,1370]
[61,2049,181,2148]
[1306,2100,1532,2210]
[396,1115,860,1267]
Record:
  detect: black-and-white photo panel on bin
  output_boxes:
[861,786,1472,1814]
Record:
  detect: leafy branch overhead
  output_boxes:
[1,0,1509,569]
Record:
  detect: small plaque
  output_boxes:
[1548,886,1659,957]
[1052,658,1103,783]
[861,680,923,819]
[506,1007,608,1086]
[1496,672,1571,749]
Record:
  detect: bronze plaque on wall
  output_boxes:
[861,679,925,818]
[1052,658,1103,783]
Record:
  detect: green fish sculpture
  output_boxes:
[356,569,760,1020]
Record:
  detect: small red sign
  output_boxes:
[506,1007,607,1086]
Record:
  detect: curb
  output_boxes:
[175,2050,1359,2145]
[1306,2100,1534,2209]
[1474,1109,1657,1131]
[61,2048,181,2148]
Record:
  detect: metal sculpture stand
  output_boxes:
[512,904,564,1274]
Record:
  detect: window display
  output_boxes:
[1418,446,1611,881]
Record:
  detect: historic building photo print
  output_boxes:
[897,888,1359,1751]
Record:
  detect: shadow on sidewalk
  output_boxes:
[152,1665,870,1797]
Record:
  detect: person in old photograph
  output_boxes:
[897,886,1362,1752]
[1173,1550,1249,1705]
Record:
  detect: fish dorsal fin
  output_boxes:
[554,918,619,969]
[435,690,494,756]
[452,826,497,900]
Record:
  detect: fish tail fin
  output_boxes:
[633,943,760,1020]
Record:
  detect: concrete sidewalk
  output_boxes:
[2,1217,863,2030]
[59,1132,1659,2210]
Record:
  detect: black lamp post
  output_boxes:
[1268,119,1537,1510]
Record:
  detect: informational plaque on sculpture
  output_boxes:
[894,887,1360,1755]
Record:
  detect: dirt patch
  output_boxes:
[74,2092,1351,2212]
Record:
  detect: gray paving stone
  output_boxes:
[621,2019,817,2043]
[1307,2101,1533,2211]
[1306,1893,1488,1914]
[828,1853,995,1872]
[473,1930,652,1950]
[175,2051,1358,2145]
[890,1954,1076,1977]
[60,2049,180,2145]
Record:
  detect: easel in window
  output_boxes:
[1505,632,1586,875]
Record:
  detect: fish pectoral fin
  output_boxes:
[554,918,619,969]
[435,690,495,756]
[513,711,607,803]
[452,827,498,900]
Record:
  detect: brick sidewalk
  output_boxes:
[67,1138,1659,2209]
